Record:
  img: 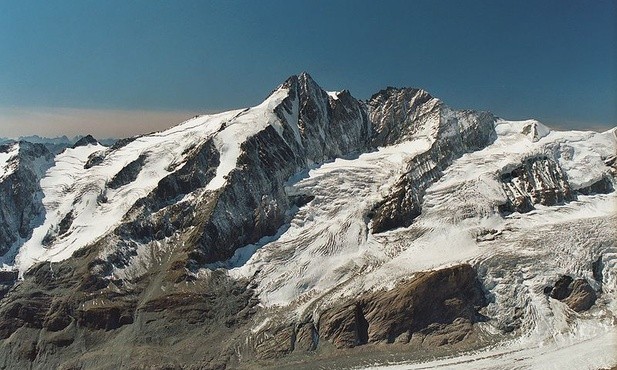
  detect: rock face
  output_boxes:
[367,87,437,146]
[249,264,487,361]
[319,264,487,348]
[499,156,574,214]
[547,275,598,312]
[577,175,614,195]
[0,271,18,300]
[191,74,371,265]
[0,73,614,369]
[368,88,497,232]
[0,142,54,259]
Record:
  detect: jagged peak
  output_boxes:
[72,134,99,148]
[273,73,363,110]
[367,86,433,104]
[278,71,324,94]
[297,71,320,88]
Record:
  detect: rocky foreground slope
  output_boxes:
[0,73,615,369]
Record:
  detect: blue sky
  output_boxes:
[0,0,615,137]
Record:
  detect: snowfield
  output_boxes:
[13,87,292,274]
[227,119,617,369]
[1,75,615,369]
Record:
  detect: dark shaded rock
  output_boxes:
[577,175,614,195]
[0,143,14,153]
[370,104,497,233]
[592,256,604,284]
[549,275,573,300]
[107,154,147,189]
[254,325,296,360]
[84,150,105,169]
[44,299,74,332]
[253,320,320,360]
[110,136,139,151]
[0,292,52,338]
[289,194,315,208]
[319,303,368,348]
[563,279,597,312]
[367,87,435,146]
[72,135,98,148]
[294,322,318,352]
[84,136,141,169]
[0,270,18,283]
[58,211,74,236]
[546,275,597,312]
[417,317,475,347]
[0,270,18,299]
[76,301,135,330]
[128,139,220,215]
[0,142,54,257]
[319,264,487,348]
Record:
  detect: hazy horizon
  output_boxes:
[0,106,202,139]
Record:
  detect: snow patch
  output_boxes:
[327,91,340,100]
[0,142,19,179]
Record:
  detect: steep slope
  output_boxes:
[0,74,614,370]
[0,142,54,269]
[0,73,379,368]
[367,87,497,232]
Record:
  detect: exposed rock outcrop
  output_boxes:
[191,73,371,265]
[369,92,497,233]
[576,174,614,195]
[0,142,54,258]
[367,87,437,146]
[107,154,147,189]
[546,275,597,312]
[498,156,575,214]
[319,264,487,348]
[0,271,18,300]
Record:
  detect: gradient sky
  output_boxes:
[1,0,616,138]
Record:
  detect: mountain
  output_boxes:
[0,73,615,369]
[0,135,117,156]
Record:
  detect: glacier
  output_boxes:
[0,73,614,369]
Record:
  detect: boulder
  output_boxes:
[546,275,597,312]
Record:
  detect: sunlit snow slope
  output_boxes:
[229,120,617,369]
[0,74,614,370]
[12,88,292,273]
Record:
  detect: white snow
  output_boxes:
[4,86,616,370]
[0,142,19,179]
[206,87,291,191]
[327,91,340,100]
[223,118,616,369]
[226,119,616,309]
[12,85,296,275]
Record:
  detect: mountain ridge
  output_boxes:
[0,73,615,369]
